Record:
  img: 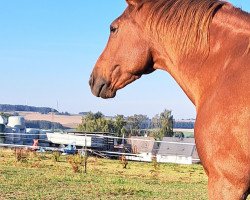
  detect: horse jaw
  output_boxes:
[89,71,142,99]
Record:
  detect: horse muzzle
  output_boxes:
[89,74,116,99]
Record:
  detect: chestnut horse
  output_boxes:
[89,0,250,199]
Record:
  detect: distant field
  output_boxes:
[0,148,209,200]
[18,112,82,128]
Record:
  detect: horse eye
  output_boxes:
[110,25,118,34]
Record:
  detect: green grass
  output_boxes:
[0,148,216,199]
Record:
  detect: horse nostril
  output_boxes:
[89,77,92,87]
[89,77,108,97]
[89,74,94,87]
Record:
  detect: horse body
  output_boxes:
[195,9,250,198]
[89,0,250,199]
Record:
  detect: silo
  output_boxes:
[0,124,5,144]
[0,116,7,125]
[0,116,6,143]
[4,127,14,144]
[7,116,26,132]
[7,116,25,144]
[6,116,25,145]
[0,124,5,133]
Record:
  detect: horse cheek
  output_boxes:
[128,42,151,74]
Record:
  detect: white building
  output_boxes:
[157,137,200,165]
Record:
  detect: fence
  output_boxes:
[0,132,200,164]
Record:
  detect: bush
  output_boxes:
[119,155,128,169]
[67,154,86,173]
[52,151,61,162]
[14,148,29,162]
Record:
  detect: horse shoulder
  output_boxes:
[194,60,250,174]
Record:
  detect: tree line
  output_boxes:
[77,109,175,140]
[25,120,67,130]
[0,104,58,114]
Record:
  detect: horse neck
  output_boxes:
[151,4,250,109]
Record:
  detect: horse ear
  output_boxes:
[126,0,141,6]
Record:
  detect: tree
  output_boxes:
[124,114,149,136]
[150,109,174,140]
[26,120,66,130]
[133,114,150,129]
[126,115,140,136]
[151,114,161,129]
[94,111,104,119]
[113,115,127,137]
[159,109,174,137]
[85,112,95,120]
[77,112,115,133]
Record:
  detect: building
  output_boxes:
[157,137,200,165]
[125,136,158,162]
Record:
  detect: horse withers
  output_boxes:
[89,0,250,199]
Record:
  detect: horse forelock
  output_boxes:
[133,0,226,57]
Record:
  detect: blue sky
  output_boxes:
[0,1,249,118]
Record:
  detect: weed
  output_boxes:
[52,151,61,162]
[150,155,160,178]
[67,154,86,173]
[14,148,29,162]
[152,155,159,171]
[119,155,128,169]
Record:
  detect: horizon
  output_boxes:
[0,103,196,120]
[0,0,249,119]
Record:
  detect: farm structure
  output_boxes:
[157,137,199,165]
[46,132,116,151]
[0,116,50,146]
[124,136,199,164]
[0,116,200,164]
[125,136,158,162]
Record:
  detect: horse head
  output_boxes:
[89,0,155,99]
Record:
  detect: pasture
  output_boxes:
[0,148,248,200]
[0,148,206,200]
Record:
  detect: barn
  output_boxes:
[157,137,200,165]
[125,136,158,162]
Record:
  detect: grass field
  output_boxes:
[0,148,248,200]
[18,112,82,128]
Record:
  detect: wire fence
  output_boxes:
[0,131,200,164]
[0,132,197,148]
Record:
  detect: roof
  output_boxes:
[127,136,157,154]
[158,137,199,158]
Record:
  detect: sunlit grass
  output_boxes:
[0,148,211,199]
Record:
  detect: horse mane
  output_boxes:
[136,0,226,57]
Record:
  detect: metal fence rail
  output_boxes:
[0,132,200,164]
